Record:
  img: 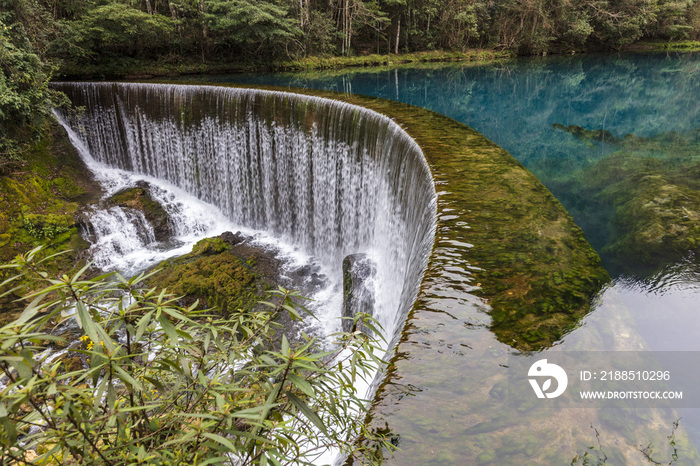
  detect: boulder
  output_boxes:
[219,230,246,246]
[107,181,173,242]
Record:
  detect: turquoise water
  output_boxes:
[195,53,700,278]
[184,55,700,463]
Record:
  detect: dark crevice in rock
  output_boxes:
[342,253,376,335]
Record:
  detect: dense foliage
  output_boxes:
[3,0,700,71]
[0,3,67,167]
[0,248,391,464]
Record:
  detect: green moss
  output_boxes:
[551,127,700,274]
[0,121,102,323]
[148,237,270,315]
[191,237,228,255]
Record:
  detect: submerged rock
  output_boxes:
[107,182,173,242]
[553,123,619,146]
[550,127,700,276]
[586,152,700,273]
[342,253,377,335]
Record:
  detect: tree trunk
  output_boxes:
[199,0,208,61]
[395,17,400,54]
[168,1,180,34]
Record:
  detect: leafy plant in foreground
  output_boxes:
[0,247,392,464]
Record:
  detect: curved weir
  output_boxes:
[54,82,613,463]
[53,82,437,353]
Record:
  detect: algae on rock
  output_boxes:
[551,126,700,275]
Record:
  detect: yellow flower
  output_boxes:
[80,335,95,350]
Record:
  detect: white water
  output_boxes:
[59,116,314,282]
[54,82,437,388]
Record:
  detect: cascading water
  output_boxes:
[82,206,157,271]
[53,82,437,358]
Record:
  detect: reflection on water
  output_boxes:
[185,55,700,463]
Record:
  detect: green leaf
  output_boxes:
[287,373,315,398]
[70,262,93,284]
[112,363,144,391]
[133,310,154,343]
[75,301,115,353]
[161,429,198,447]
[199,457,231,465]
[202,432,237,451]
[285,391,328,436]
[157,314,178,342]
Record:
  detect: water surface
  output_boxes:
[196,53,700,277]
[179,56,700,463]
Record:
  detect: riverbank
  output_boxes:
[54,40,700,81]
[56,50,512,80]
[628,40,700,52]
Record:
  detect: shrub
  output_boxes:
[0,247,392,464]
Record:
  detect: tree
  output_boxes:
[0,11,66,168]
[586,0,658,48]
[69,3,175,58]
[0,247,393,464]
[204,0,300,58]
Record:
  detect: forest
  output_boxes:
[3,0,699,164]
[3,0,700,65]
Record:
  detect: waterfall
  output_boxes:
[53,81,436,361]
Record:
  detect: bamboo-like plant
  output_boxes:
[0,247,393,465]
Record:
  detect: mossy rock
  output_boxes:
[107,182,173,242]
[605,174,700,269]
[192,237,229,255]
[148,234,275,315]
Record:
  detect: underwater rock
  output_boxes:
[594,154,700,272]
[107,182,173,242]
[342,253,377,335]
[554,124,700,153]
[554,145,700,275]
[553,123,619,145]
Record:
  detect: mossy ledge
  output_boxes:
[0,121,101,324]
[156,81,610,351]
[107,182,173,242]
